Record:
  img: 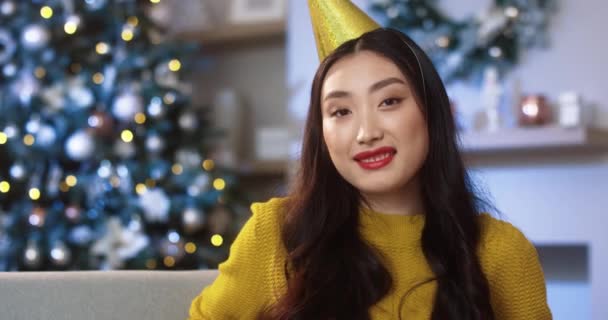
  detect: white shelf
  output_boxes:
[236,160,287,177]
[175,21,286,51]
[460,126,608,153]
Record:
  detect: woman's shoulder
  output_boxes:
[477,213,533,248]
[248,197,290,235]
[476,214,551,318]
[250,197,290,215]
[476,213,540,271]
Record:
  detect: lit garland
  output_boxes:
[370,0,557,83]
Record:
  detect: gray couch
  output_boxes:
[0,270,218,320]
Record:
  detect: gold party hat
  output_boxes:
[308,0,381,61]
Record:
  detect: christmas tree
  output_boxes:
[0,0,243,271]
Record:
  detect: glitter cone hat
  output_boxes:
[308,0,381,61]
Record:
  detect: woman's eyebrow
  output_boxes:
[368,77,406,93]
[323,77,406,102]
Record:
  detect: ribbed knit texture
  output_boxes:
[189,197,552,319]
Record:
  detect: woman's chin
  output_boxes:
[354,181,403,196]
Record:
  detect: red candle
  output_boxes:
[518,95,552,126]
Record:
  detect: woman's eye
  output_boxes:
[331,109,351,117]
[380,97,403,107]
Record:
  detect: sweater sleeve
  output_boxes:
[479,215,552,320]
[188,200,279,320]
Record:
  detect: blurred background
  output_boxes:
[0,0,606,319]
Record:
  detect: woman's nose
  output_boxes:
[355,115,383,145]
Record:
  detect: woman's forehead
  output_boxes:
[322,51,409,94]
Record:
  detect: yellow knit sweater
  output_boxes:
[189,197,551,319]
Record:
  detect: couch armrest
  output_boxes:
[0,270,218,320]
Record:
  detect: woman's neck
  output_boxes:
[360,176,424,216]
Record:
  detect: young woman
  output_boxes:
[189,1,551,319]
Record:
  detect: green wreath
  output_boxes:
[370,0,557,84]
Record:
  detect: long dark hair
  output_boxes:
[258,28,496,320]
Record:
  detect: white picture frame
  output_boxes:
[229,0,286,24]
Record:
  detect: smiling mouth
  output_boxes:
[355,151,397,170]
[358,152,395,163]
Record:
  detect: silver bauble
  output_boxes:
[147,97,165,119]
[138,188,170,223]
[9,162,26,181]
[0,1,16,16]
[112,91,143,122]
[21,24,50,51]
[145,134,165,153]
[182,207,205,234]
[178,112,198,131]
[35,124,57,147]
[49,241,71,267]
[68,83,94,108]
[65,130,95,161]
[23,240,42,269]
[3,62,17,77]
[25,117,41,134]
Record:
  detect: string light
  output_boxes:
[96,42,109,55]
[145,178,156,187]
[34,67,46,78]
[168,59,181,72]
[121,130,134,142]
[110,176,121,187]
[59,182,70,193]
[65,175,77,187]
[23,134,35,146]
[171,164,183,175]
[135,183,147,195]
[211,234,224,247]
[185,242,197,254]
[0,132,7,144]
[163,256,175,267]
[92,72,104,84]
[505,6,519,18]
[435,36,450,48]
[0,181,10,193]
[127,16,139,27]
[202,159,215,171]
[146,259,157,269]
[163,92,176,105]
[121,28,134,41]
[29,188,41,200]
[213,178,226,191]
[134,112,146,124]
[29,208,45,226]
[64,16,80,35]
[150,0,161,3]
[40,6,53,19]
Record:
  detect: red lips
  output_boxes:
[353,146,397,161]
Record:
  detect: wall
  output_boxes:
[193,42,287,162]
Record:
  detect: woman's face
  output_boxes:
[321,50,429,198]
